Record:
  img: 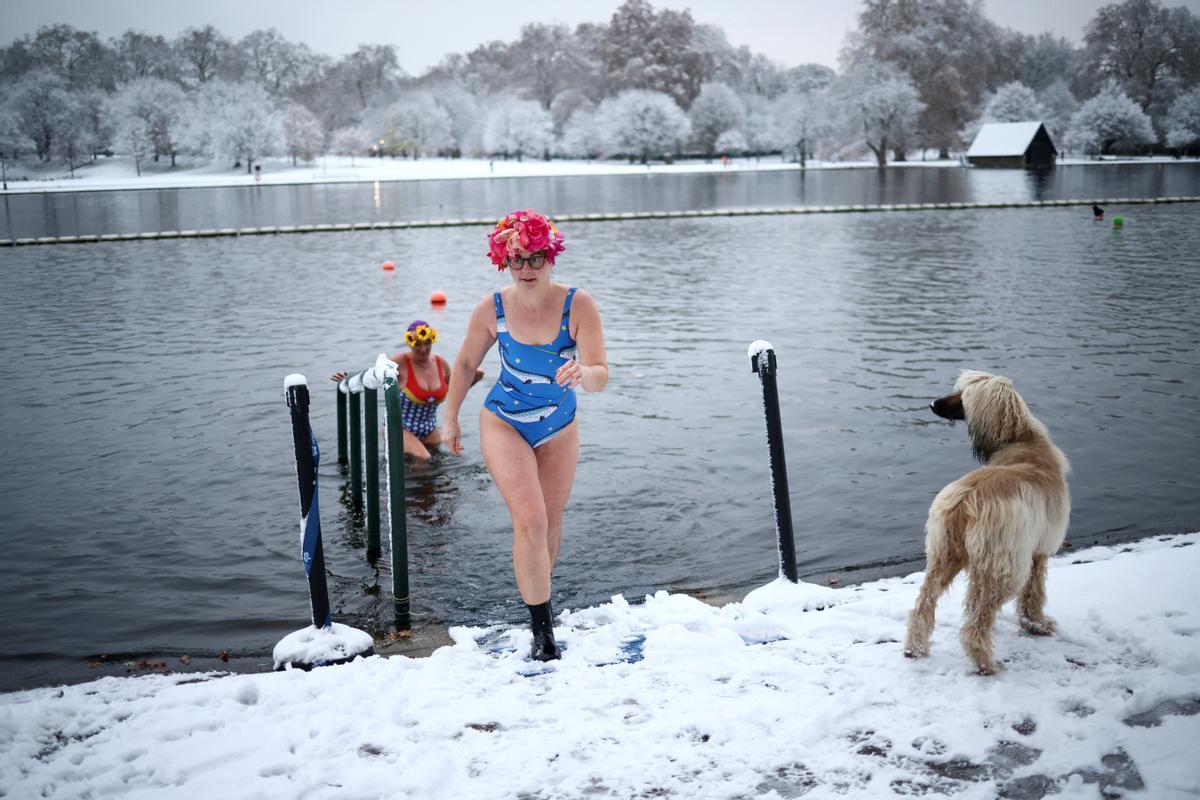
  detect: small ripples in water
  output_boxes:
[1,202,1198,691]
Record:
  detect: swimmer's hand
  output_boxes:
[330,371,347,383]
[444,418,464,456]
[556,358,583,389]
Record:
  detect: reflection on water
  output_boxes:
[4,162,1199,239]
[1,188,1199,692]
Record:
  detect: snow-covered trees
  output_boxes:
[963,82,1048,143]
[382,93,453,158]
[1165,88,1200,150]
[597,0,714,109]
[774,90,831,166]
[845,0,1002,157]
[283,103,324,164]
[831,61,924,167]
[175,25,230,86]
[1066,84,1157,154]
[181,80,284,171]
[558,109,603,159]
[483,100,553,160]
[1079,0,1198,116]
[689,82,744,156]
[595,89,691,163]
[9,70,77,162]
[331,125,373,165]
[106,78,185,171]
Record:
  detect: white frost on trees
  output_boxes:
[1065,83,1157,155]
[594,89,691,163]
[830,60,924,167]
[382,93,454,159]
[482,100,552,161]
[180,80,284,172]
[283,103,325,164]
[331,125,373,165]
[558,108,603,159]
[1165,88,1200,149]
[106,78,186,172]
[689,82,745,155]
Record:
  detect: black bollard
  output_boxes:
[336,381,348,467]
[382,373,411,628]
[750,342,799,583]
[348,374,364,513]
[363,377,381,560]
[285,377,332,628]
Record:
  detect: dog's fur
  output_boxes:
[903,371,1070,674]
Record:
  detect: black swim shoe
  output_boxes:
[531,626,561,661]
[526,600,561,661]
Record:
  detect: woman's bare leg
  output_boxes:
[403,429,432,460]
[480,410,550,604]
[535,422,579,568]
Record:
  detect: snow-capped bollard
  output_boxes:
[362,369,382,560]
[380,355,411,628]
[748,341,799,583]
[279,375,373,671]
[347,371,364,513]
[336,379,348,467]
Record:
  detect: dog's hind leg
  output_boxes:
[960,572,1015,675]
[904,517,964,659]
[1018,553,1056,635]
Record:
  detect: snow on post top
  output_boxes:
[284,374,307,389]
[747,340,773,359]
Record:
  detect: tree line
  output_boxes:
[2,0,1199,177]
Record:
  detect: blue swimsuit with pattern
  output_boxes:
[484,287,578,448]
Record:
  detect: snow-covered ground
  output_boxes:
[2,533,1197,799]
[3,153,1192,195]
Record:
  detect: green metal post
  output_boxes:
[364,384,380,559]
[383,377,410,628]
[336,383,348,467]
[348,380,363,513]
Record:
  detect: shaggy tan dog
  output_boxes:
[904,371,1071,675]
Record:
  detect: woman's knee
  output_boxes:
[511,510,549,543]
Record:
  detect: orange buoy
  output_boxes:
[430,289,447,305]
[381,260,395,271]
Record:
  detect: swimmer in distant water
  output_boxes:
[1093,204,1104,220]
[332,320,483,460]
[442,209,609,662]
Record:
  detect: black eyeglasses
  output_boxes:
[508,253,547,271]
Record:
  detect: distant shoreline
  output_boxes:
[3,154,1194,196]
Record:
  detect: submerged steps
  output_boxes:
[4,195,1197,247]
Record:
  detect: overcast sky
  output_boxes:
[4,0,1200,75]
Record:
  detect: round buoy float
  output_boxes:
[1113,216,1124,228]
[382,260,395,271]
[430,289,447,305]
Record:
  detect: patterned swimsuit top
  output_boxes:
[401,355,447,405]
[484,287,579,448]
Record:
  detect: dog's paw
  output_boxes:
[903,645,929,660]
[975,660,1006,676]
[1020,615,1056,636]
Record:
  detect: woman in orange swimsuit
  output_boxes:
[332,320,483,460]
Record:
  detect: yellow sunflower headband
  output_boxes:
[404,321,438,347]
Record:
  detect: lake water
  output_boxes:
[3,161,1199,240]
[1,165,1198,692]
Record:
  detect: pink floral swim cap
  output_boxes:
[486,209,566,271]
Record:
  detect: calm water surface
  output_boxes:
[3,162,1198,239]
[1,171,1198,692]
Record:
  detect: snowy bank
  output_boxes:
[3,153,1194,195]
[2,533,1198,799]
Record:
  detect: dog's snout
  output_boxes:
[930,393,966,421]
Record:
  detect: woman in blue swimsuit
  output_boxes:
[444,209,608,661]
